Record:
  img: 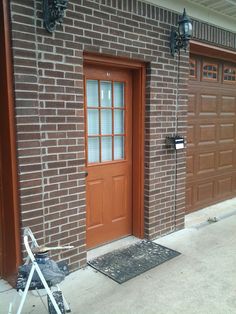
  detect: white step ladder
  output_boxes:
[8,227,73,314]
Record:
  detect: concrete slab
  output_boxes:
[185,197,236,227]
[1,203,236,313]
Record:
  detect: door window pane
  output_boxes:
[101,137,112,161]
[86,79,127,164]
[100,81,112,107]
[86,80,99,107]
[88,137,100,163]
[114,110,124,134]
[88,109,99,135]
[101,109,112,135]
[114,82,124,107]
[114,136,124,160]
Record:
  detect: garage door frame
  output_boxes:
[190,41,236,64]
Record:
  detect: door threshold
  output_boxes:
[87,236,140,261]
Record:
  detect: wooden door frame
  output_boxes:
[0,0,21,282]
[83,52,145,239]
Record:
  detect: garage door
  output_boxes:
[186,55,236,213]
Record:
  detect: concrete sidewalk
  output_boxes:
[1,207,236,314]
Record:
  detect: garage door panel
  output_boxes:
[218,150,234,170]
[217,176,233,197]
[186,155,194,177]
[199,124,217,144]
[188,94,197,115]
[198,152,215,175]
[233,174,236,191]
[186,185,193,209]
[187,124,196,146]
[219,123,235,141]
[197,181,214,205]
[187,55,236,213]
[200,95,217,114]
[221,96,236,114]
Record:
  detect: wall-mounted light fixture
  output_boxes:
[170,8,193,56]
[43,0,69,33]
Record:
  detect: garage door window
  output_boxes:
[223,66,236,83]
[202,63,218,81]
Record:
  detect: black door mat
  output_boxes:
[88,239,181,284]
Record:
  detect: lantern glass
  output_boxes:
[179,21,192,37]
[185,21,192,36]
[179,21,185,36]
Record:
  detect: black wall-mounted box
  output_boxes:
[165,136,185,150]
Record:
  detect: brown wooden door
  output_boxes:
[186,55,236,213]
[84,65,133,248]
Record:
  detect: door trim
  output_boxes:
[0,0,21,282]
[83,52,145,239]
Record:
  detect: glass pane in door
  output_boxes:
[114,110,124,134]
[86,78,126,164]
[86,80,99,107]
[100,81,112,107]
[114,136,124,160]
[101,109,112,135]
[114,82,124,107]
[101,137,112,161]
[88,137,100,163]
[88,109,99,135]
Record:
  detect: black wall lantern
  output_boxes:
[43,0,69,33]
[170,8,193,56]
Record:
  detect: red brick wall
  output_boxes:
[11,0,86,269]
[9,0,235,270]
